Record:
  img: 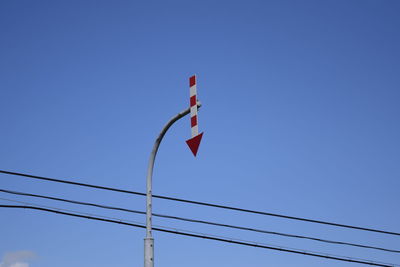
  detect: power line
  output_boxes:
[1,169,399,237]
[1,188,399,254]
[0,204,397,267]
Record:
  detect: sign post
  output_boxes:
[144,75,203,267]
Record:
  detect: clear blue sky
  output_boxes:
[1,1,399,266]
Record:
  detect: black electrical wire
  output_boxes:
[0,204,396,267]
[1,169,399,237]
[0,188,398,254]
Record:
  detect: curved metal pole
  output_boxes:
[144,102,201,267]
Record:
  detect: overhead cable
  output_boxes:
[1,188,398,254]
[0,204,397,267]
[1,169,399,236]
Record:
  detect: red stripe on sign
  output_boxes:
[190,95,197,107]
[189,75,196,87]
[191,115,198,127]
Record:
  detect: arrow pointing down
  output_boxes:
[186,132,204,157]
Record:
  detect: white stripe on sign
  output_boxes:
[191,125,198,137]
[190,85,197,97]
[190,106,197,116]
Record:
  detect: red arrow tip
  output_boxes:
[186,132,204,157]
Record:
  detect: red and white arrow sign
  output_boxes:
[186,75,204,156]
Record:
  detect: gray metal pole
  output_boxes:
[144,102,201,267]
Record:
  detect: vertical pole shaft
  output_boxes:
[144,148,155,267]
[144,103,201,267]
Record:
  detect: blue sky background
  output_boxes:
[1,0,399,266]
